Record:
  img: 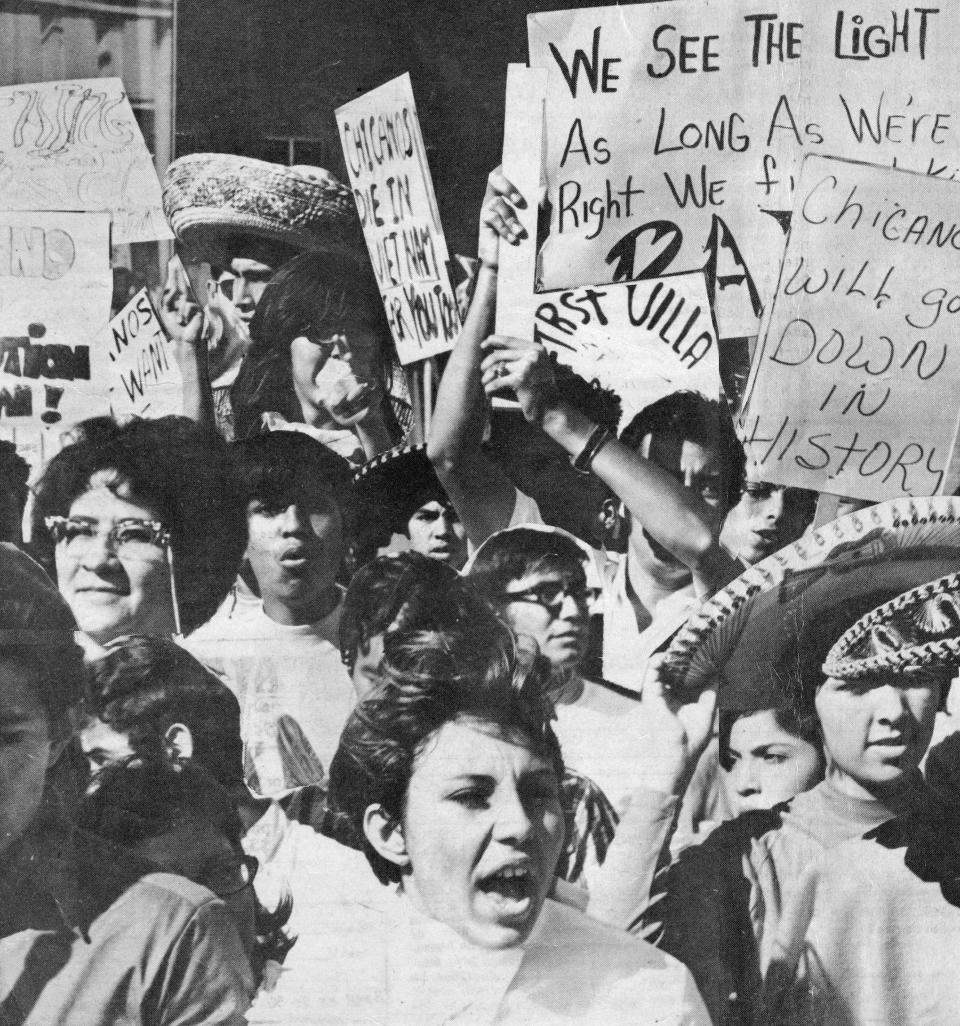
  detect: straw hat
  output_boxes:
[663,497,960,709]
[823,572,960,679]
[162,154,358,266]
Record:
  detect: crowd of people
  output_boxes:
[2,134,960,1026]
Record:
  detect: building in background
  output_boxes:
[0,0,175,290]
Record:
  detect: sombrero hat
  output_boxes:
[352,444,450,534]
[663,496,960,710]
[162,154,359,267]
[823,572,960,679]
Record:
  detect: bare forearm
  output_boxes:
[539,400,716,569]
[426,265,497,473]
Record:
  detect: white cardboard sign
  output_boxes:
[528,2,960,338]
[0,78,173,244]
[336,73,460,364]
[742,154,960,501]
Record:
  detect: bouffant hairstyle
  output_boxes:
[86,635,244,788]
[33,416,246,635]
[329,617,563,885]
[466,527,588,610]
[230,250,392,441]
[619,390,745,512]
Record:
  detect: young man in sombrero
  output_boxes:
[352,444,468,572]
[607,497,960,1026]
[160,154,363,436]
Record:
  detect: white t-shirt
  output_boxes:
[185,591,354,794]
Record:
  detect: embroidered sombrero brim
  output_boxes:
[664,497,960,709]
[352,444,448,527]
[163,154,359,266]
[823,571,960,679]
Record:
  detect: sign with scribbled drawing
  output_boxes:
[0,78,172,243]
[742,154,960,502]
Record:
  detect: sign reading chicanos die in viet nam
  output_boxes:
[103,289,184,420]
[742,154,960,503]
[528,2,960,338]
[336,73,461,365]
[0,211,112,444]
[0,79,172,245]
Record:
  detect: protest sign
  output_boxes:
[0,78,172,244]
[104,289,184,419]
[496,64,547,339]
[336,73,460,364]
[535,272,720,424]
[0,211,111,443]
[741,154,960,502]
[528,2,960,338]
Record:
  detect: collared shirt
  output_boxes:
[601,554,701,693]
[0,828,252,1025]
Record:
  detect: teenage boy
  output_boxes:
[186,431,356,793]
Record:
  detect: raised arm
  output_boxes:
[479,335,737,589]
[159,263,215,431]
[426,169,529,546]
[585,657,717,929]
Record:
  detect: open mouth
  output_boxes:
[476,865,535,916]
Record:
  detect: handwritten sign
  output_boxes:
[336,73,460,364]
[104,289,183,419]
[0,211,111,435]
[742,154,960,502]
[535,273,720,424]
[528,3,960,338]
[0,78,172,244]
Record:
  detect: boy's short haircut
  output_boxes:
[619,390,745,511]
[232,431,356,540]
[87,635,245,788]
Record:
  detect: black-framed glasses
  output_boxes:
[45,516,171,559]
[199,853,259,899]
[503,581,598,617]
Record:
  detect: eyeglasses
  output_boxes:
[503,582,598,617]
[198,853,259,899]
[45,516,170,559]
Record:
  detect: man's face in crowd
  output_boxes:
[631,430,725,578]
[217,258,274,326]
[245,480,344,625]
[405,501,468,570]
[500,565,591,674]
[815,669,942,802]
[721,474,814,565]
[0,658,56,861]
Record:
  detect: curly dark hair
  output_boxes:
[339,551,461,672]
[619,390,745,511]
[32,416,246,636]
[329,619,562,885]
[230,250,394,441]
[86,636,244,788]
